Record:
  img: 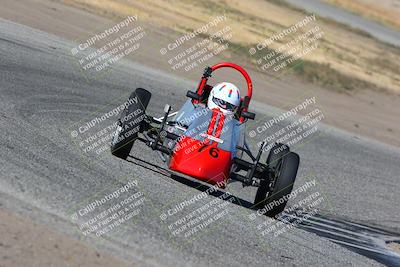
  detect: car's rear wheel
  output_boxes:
[254,143,299,217]
[111,88,151,159]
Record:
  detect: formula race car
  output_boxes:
[111,62,300,217]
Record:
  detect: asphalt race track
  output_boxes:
[1,18,400,267]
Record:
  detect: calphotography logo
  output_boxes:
[249,96,324,152]
[160,14,234,72]
[249,14,324,74]
[70,15,146,78]
[70,179,145,238]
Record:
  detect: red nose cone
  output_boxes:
[169,136,231,186]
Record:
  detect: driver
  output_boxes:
[172,82,241,132]
[207,82,241,115]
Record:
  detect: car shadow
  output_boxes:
[126,155,400,267]
[127,155,255,210]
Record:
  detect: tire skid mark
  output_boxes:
[280,211,400,266]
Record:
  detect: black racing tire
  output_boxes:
[254,143,297,217]
[263,152,300,217]
[254,143,289,209]
[266,143,290,170]
[111,88,151,160]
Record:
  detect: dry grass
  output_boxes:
[61,0,400,93]
[322,0,400,30]
[388,241,400,254]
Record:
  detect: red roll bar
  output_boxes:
[195,62,253,122]
[210,62,253,100]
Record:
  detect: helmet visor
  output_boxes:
[212,97,237,112]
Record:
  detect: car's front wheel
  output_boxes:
[254,143,299,217]
[111,88,151,159]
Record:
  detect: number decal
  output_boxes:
[198,144,219,158]
[209,147,219,158]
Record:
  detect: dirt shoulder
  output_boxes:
[0,208,134,267]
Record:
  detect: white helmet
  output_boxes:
[207,82,241,114]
